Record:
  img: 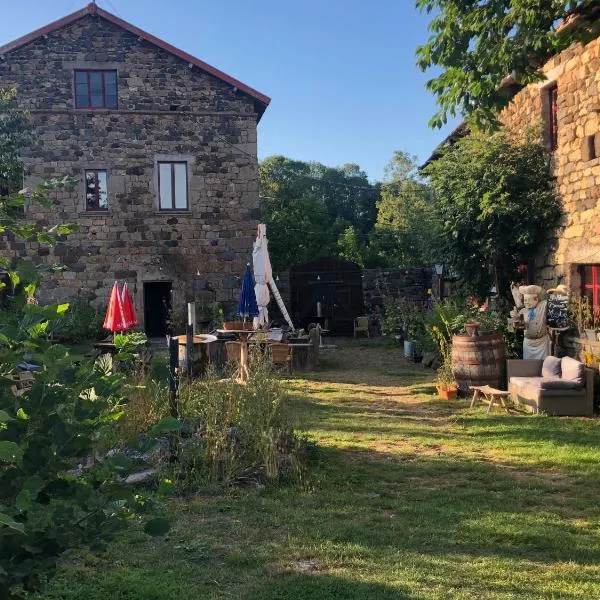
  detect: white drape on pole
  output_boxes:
[252,224,295,331]
[252,224,272,329]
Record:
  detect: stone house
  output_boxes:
[498,19,600,316]
[0,3,269,335]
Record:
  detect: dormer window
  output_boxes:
[75,70,118,109]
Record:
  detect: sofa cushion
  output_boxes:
[561,356,585,386]
[511,376,580,391]
[539,378,581,390]
[542,356,562,378]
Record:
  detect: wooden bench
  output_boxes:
[470,385,511,413]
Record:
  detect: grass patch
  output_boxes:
[40,341,600,599]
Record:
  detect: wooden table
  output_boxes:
[470,385,511,413]
[216,329,254,382]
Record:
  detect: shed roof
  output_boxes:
[0,2,271,119]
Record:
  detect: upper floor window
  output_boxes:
[158,162,188,211]
[581,264,600,315]
[543,83,558,152]
[75,70,117,109]
[85,170,108,211]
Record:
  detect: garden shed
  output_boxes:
[290,257,364,336]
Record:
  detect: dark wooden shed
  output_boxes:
[290,257,364,336]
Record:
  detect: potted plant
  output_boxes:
[435,359,458,400]
[222,320,254,331]
[431,324,458,400]
[570,294,595,339]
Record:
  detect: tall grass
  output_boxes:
[172,353,306,490]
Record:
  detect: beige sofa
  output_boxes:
[507,359,594,417]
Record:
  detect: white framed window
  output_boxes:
[158,162,188,211]
[85,169,108,211]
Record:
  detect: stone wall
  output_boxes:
[499,35,600,290]
[362,268,431,309]
[0,14,261,325]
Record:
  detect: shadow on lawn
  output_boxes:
[302,444,600,566]
[244,572,413,600]
[461,414,600,448]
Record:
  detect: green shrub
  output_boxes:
[0,302,171,598]
[426,298,520,359]
[46,297,104,343]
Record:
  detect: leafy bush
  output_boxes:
[46,298,105,343]
[425,298,520,359]
[424,130,561,299]
[0,303,171,598]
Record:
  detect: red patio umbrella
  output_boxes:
[103,281,126,337]
[121,282,138,330]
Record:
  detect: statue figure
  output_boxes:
[510,284,550,360]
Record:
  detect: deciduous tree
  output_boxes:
[416,0,599,128]
[423,130,562,299]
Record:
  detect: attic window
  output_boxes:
[75,70,118,109]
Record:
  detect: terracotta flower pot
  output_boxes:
[222,321,254,331]
[465,321,481,337]
[436,384,458,401]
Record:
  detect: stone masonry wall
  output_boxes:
[499,35,600,291]
[0,14,260,325]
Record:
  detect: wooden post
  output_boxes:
[188,302,196,336]
[168,336,180,462]
[168,336,179,417]
[186,323,194,380]
[186,302,195,380]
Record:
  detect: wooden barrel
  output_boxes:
[451,332,506,393]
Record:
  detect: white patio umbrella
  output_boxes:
[252,224,295,331]
[252,224,272,329]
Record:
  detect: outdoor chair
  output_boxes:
[225,341,242,364]
[354,316,370,338]
[269,342,292,373]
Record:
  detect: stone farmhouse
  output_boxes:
[498,12,600,316]
[426,10,600,316]
[0,3,269,335]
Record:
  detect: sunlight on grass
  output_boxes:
[41,339,600,600]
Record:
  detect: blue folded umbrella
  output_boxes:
[237,264,259,320]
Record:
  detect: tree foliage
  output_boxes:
[371,152,441,267]
[423,130,562,299]
[416,0,600,128]
[259,156,379,270]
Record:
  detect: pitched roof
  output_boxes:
[0,2,270,119]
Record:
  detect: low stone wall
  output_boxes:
[362,268,431,310]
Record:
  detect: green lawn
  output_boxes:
[41,340,600,599]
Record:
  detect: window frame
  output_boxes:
[74,69,118,110]
[84,169,109,212]
[157,161,189,211]
[546,83,559,152]
[581,264,600,315]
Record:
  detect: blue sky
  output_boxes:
[0,0,459,181]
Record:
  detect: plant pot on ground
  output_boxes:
[436,384,458,400]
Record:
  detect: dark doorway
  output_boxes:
[144,281,172,337]
[290,257,364,336]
